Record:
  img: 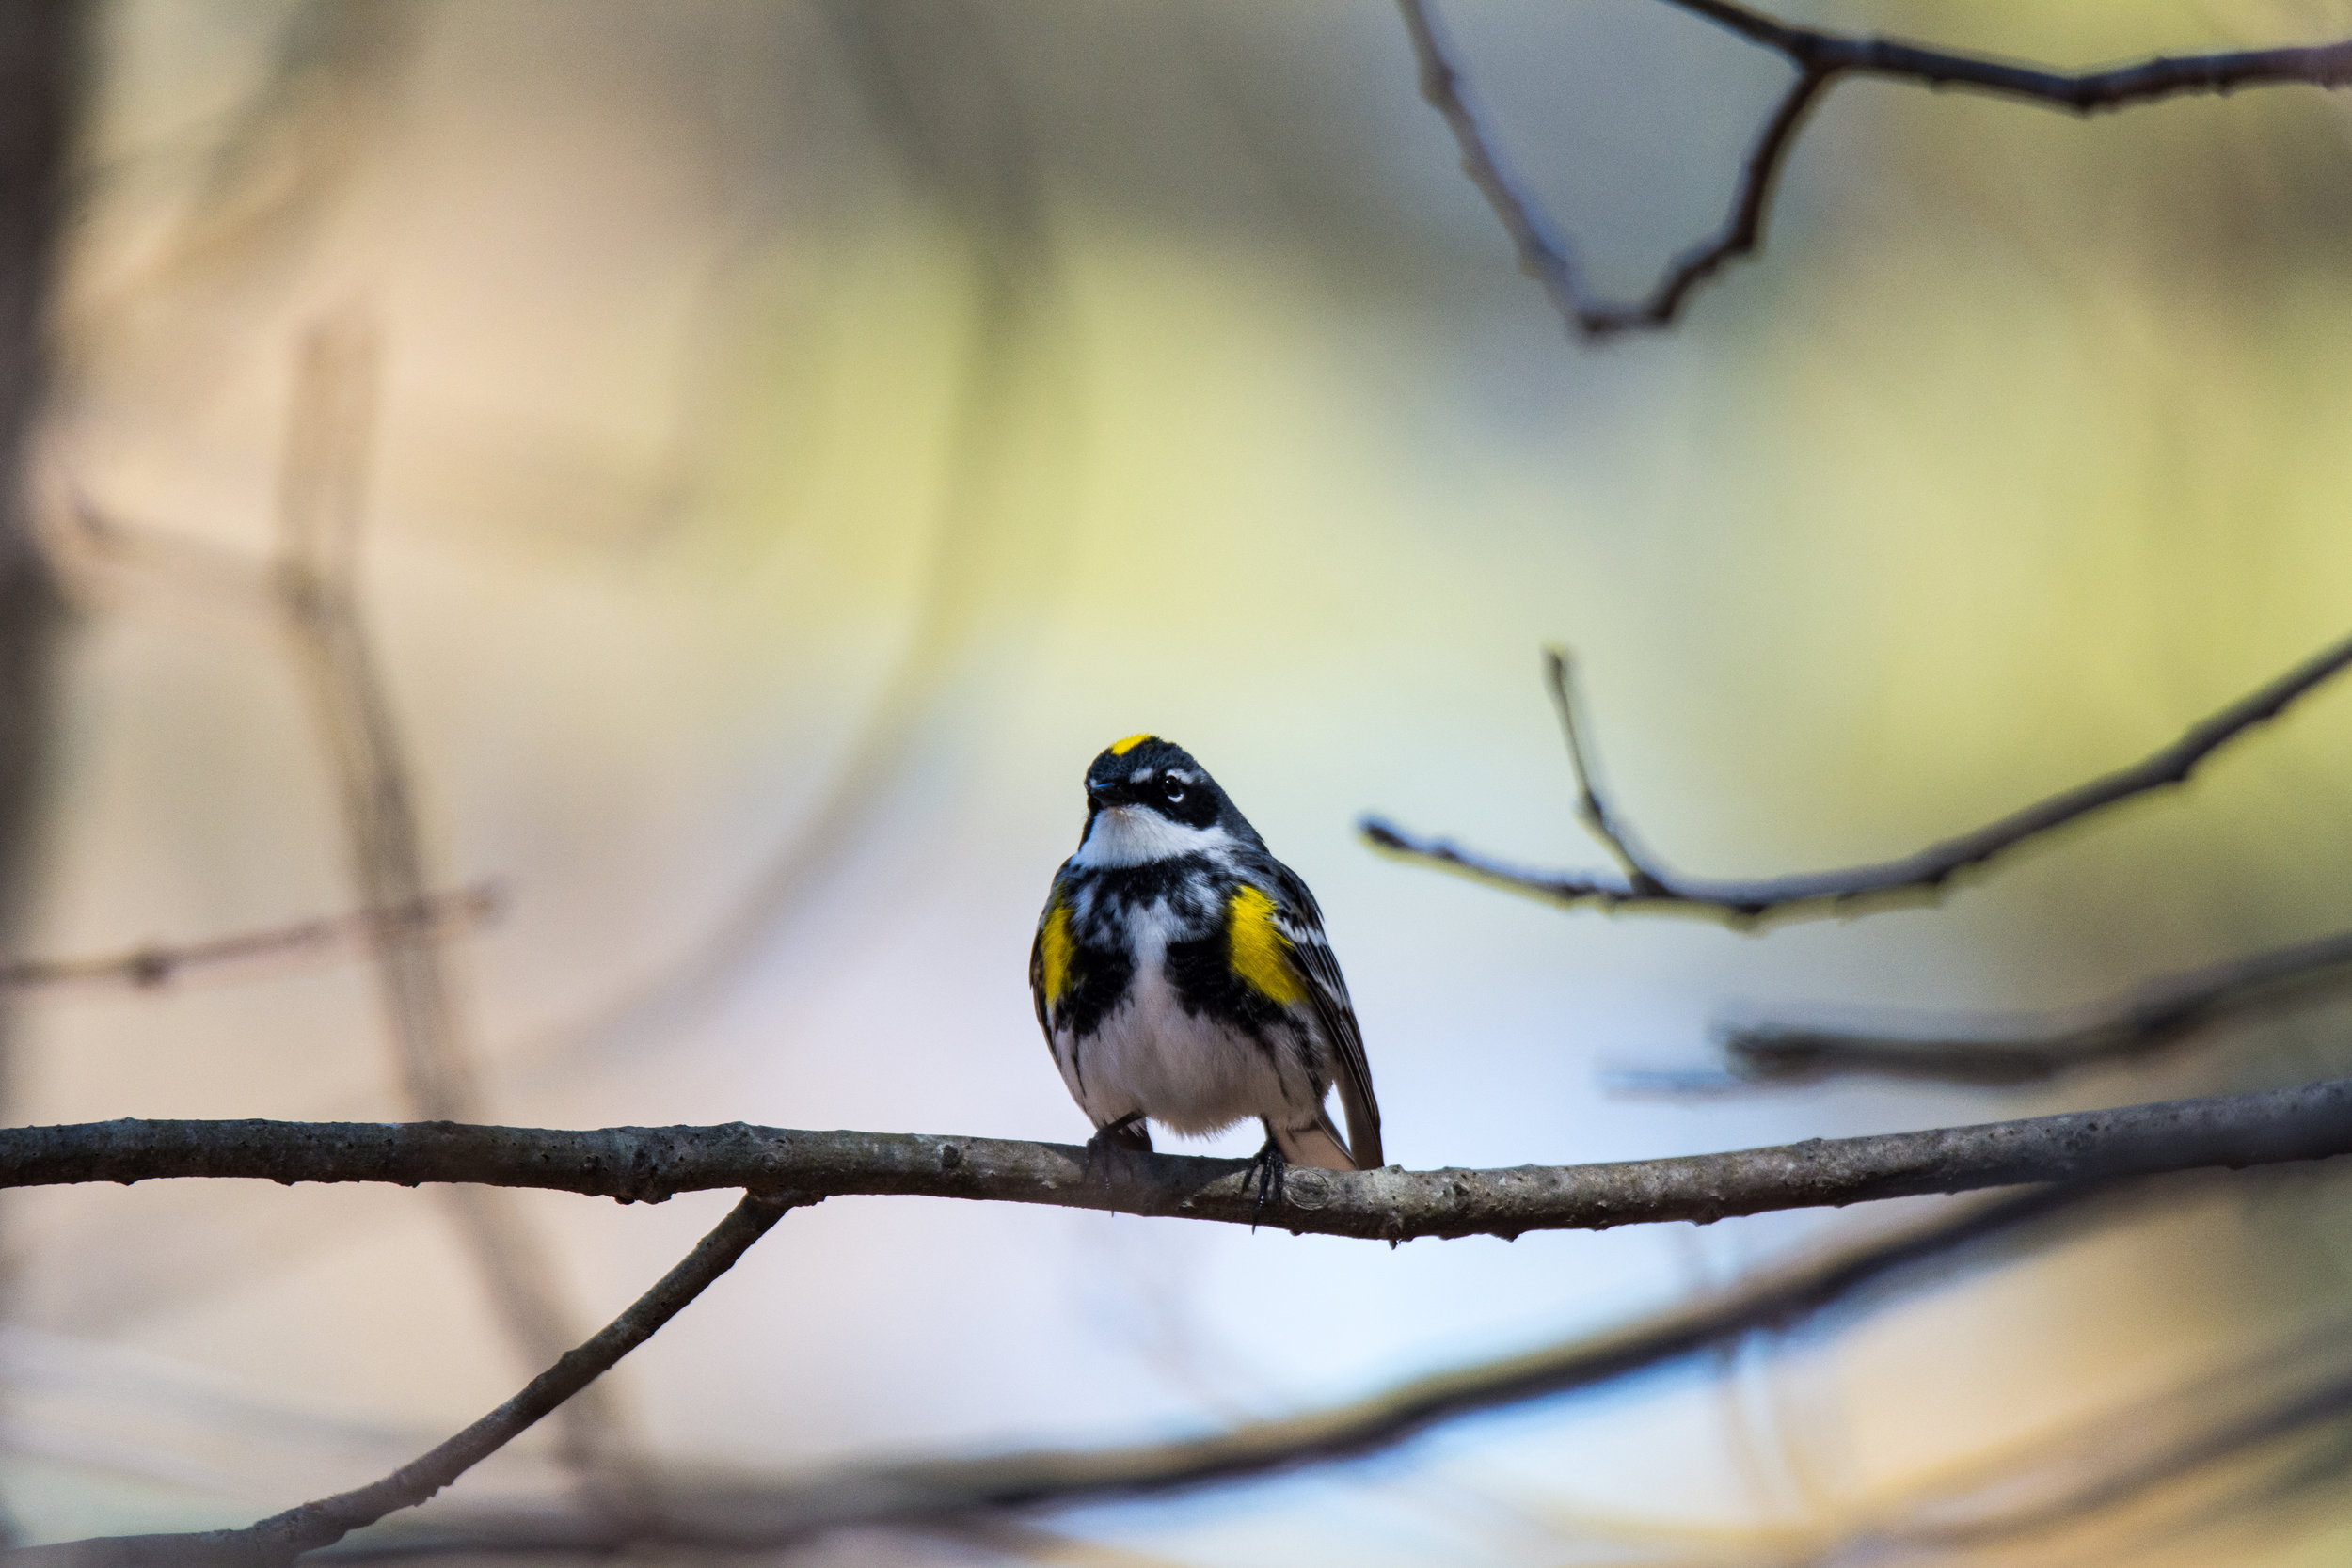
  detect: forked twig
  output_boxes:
[1399,0,2352,337]
[1365,630,2352,926]
[1543,647,1656,894]
[12,1192,796,1567]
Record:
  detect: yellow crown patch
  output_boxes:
[1108,733,1154,756]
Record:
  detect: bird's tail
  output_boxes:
[1271,1111,1359,1172]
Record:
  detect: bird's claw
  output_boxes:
[1247,1137,1288,1229]
[1084,1112,1150,1189]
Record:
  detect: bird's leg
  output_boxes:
[1085,1111,1151,1188]
[1092,1110,1149,1150]
[1248,1130,1288,1228]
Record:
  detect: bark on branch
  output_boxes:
[8,1079,2352,1241]
[1365,631,2352,925]
[1401,0,2352,336]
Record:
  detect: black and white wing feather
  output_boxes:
[1268,862,1383,1169]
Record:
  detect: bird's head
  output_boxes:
[1073,735,1257,863]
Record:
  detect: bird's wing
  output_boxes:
[1030,875,1067,1045]
[1028,919,1049,1038]
[1267,861,1383,1169]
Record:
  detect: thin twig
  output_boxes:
[1398,0,2352,337]
[9,1078,2352,1239]
[1364,631,2352,926]
[274,317,638,1488]
[1544,647,1656,892]
[1395,0,1588,340]
[0,885,499,992]
[8,1192,796,1568]
[38,484,280,625]
[1915,1370,2352,1554]
[1720,926,2352,1087]
[277,317,472,1121]
[1772,1311,2352,1563]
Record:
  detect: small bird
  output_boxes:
[1029,735,1382,1198]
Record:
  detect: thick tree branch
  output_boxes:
[8,1079,2352,1241]
[0,885,497,991]
[10,1192,795,1568]
[1722,926,2352,1087]
[1365,632,2352,925]
[1400,0,2352,337]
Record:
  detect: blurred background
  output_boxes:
[8,0,2352,1560]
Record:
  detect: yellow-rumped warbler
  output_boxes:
[1029,735,1382,1196]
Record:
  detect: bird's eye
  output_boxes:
[1162,779,1186,803]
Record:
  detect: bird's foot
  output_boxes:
[1247,1136,1288,1229]
[1084,1112,1151,1188]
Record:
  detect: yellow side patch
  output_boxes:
[1040,902,1075,1005]
[1108,733,1154,756]
[1227,885,1305,1006]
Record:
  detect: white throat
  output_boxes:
[1071,807,1233,868]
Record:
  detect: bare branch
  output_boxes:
[141,1174,2316,1560]
[1722,927,2352,1087]
[1399,0,2352,336]
[274,316,637,1486]
[278,315,474,1120]
[1543,647,1657,891]
[1912,1367,2352,1555]
[10,1192,795,1568]
[8,1078,2352,1240]
[35,483,279,626]
[1764,1310,2352,1563]
[316,1181,2167,1556]
[1365,629,2352,926]
[0,885,498,992]
[1665,0,2352,107]
[1399,0,1833,339]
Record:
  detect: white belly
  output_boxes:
[1053,929,1307,1138]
